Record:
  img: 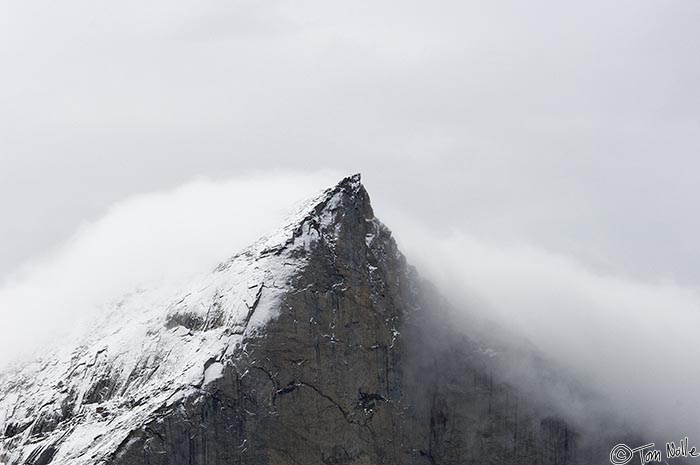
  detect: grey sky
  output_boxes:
[2,0,699,288]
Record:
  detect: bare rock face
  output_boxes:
[1,175,630,464]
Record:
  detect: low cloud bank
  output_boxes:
[1,172,696,443]
[391,223,700,441]
[0,171,338,366]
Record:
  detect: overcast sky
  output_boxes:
[2,0,699,285]
[1,0,699,441]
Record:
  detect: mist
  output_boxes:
[1,172,697,444]
[1,0,698,453]
[0,172,339,365]
[391,223,700,440]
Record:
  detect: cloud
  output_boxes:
[1,171,697,444]
[0,171,339,367]
[389,220,700,440]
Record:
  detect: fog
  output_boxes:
[391,222,700,440]
[1,172,697,442]
[1,0,698,448]
[0,172,338,363]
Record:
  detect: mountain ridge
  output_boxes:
[0,174,635,464]
[0,174,374,464]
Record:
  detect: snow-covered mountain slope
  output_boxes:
[0,175,365,465]
[0,174,647,465]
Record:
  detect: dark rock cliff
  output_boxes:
[104,175,616,465]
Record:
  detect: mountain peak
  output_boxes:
[337,172,362,189]
[240,173,374,259]
[0,175,393,465]
[0,175,630,465]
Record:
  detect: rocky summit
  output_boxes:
[0,175,632,464]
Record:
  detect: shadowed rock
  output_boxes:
[0,175,648,464]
